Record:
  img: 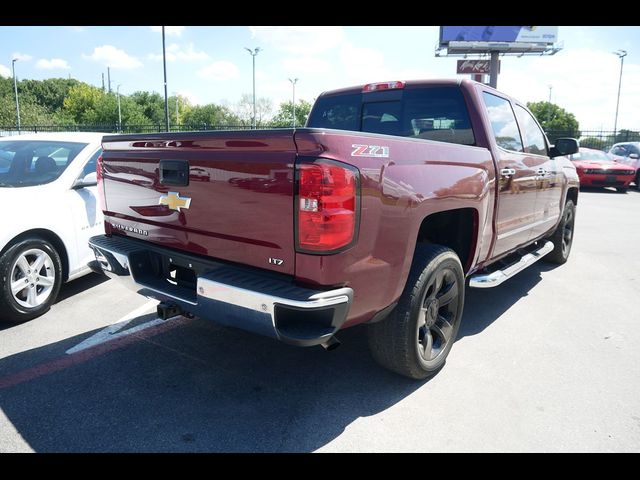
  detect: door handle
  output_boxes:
[536,168,547,176]
[500,168,516,177]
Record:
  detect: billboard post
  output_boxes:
[489,52,499,88]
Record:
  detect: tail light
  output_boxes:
[96,154,108,214]
[296,159,359,253]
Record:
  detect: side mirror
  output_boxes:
[549,138,579,158]
[629,153,639,160]
[72,171,98,189]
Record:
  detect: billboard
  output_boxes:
[440,26,558,45]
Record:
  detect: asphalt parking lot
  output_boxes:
[1,187,639,452]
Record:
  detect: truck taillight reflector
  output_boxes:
[363,81,405,92]
[297,160,359,253]
[96,154,107,212]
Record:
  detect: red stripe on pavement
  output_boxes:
[0,316,193,390]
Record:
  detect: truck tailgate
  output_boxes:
[101,130,296,275]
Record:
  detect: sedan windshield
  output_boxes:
[571,150,611,162]
[0,140,88,188]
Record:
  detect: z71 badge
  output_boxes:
[351,144,390,158]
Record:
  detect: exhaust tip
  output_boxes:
[321,336,341,351]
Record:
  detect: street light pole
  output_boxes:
[289,78,298,128]
[245,47,261,129]
[162,26,170,132]
[117,84,122,133]
[613,49,627,138]
[12,59,21,133]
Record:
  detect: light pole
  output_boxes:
[289,78,298,128]
[548,85,552,103]
[116,84,122,133]
[244,47,261,129]
[613,49,627,138]
[12,58,21,133]
[162,26,170,131]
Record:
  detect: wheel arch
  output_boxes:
[566,186,579,206]
[415,207,479,274]
[0,229,70,282]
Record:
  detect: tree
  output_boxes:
[579,137,606,150]
[270,99,312,127]
[526,101,580,143]
[611,129,640,143]
[130,91,166,124]
[20,78,80,112]
[181,103,239,127]
[234,94,273,127]
[62,84,104,123]
[0,94,56,126]
[61,84,152,126]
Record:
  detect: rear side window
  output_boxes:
[307,93,360,131]
[483,92,523,152]
[514,105,548,156]
[401,86,475,146]
[307,86,475,146]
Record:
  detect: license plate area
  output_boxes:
[605,175,617,183]
[129,249,203,303]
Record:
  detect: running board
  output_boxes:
[468,241,554,288]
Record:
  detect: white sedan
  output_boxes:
[0,132,105,323]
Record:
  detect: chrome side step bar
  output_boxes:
[469,241,554,288]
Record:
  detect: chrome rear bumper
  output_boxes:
[89,235,352,347]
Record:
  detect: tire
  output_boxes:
[616,187,628,193]
[0,238,63,324]
[636,173,640,191]
[367,244,465,380]
[545,199,576,265]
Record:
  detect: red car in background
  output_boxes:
[569,147,636,193]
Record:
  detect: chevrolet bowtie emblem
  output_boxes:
[159,192,191,211]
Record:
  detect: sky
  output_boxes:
[0,26,639,131]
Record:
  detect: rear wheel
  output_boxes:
[545,199,575,265]
[0,238,63,324]
[367,244,465,380]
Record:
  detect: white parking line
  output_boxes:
[65,300,164,354]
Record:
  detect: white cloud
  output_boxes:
[176,90,200,105]
[36,58,71,70]
[83,45,142,69]
[198,61,240,81]
[0,64,10,77]
[12,52,32,62]
[150,26,185,37]
[282,56,332,75]
[498,48,640,130]
[339,42,386,84]
[249,26,345,55]
[148,43,209,62]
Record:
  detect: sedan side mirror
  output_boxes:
[550,138,579,158]
[72,171,98,189]
[629,153,639,160]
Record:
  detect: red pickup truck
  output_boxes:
[89,79,579,379]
